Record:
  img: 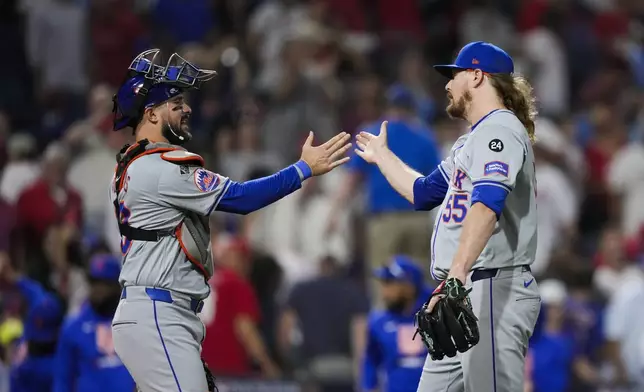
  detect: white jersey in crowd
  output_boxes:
[430,109,538,279]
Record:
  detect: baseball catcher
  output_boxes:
[110,49,350,392]
[413,277,479,360]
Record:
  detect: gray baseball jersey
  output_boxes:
[109,153,229,300]
[429,109,538,280]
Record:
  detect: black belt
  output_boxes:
[471,265,531,283]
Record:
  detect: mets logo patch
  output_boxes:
[194,169,219,192]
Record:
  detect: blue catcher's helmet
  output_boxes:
[112,49,217,132]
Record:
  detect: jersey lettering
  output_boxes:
[95,324,116,355]
[441,193,469,223]
[118,201,133,255]
[453,169,467,190]
[396,324,425,356]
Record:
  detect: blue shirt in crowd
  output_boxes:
[529,331,576,392]
[54,303,135,392]
[9,338,55,392]
[361,287,432,392]
[349,119,441,214]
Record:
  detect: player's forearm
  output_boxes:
[216,161,311,215]
[448,203,497,282]
[374,149,423,204]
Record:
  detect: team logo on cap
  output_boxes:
[194,168,219,192]
[472,58,479,65]
[133,83,144,94]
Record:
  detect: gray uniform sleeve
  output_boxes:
[158,166,230,216]
[438,138,464,182]
[468,125,526,192]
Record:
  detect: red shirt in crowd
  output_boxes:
[201,267,260,376]
[16,179,83,238]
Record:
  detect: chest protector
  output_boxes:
[113,139,213,280]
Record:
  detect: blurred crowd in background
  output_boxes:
[0,0,644,391]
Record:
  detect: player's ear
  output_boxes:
[471,69,485,88]
[144,107,159,125]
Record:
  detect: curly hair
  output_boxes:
[488,74,538,143]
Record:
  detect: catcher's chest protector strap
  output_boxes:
[113,140,214,279]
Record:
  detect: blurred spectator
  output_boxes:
[0,132,38,205]
[247,0,311,94]
[329,85,441,299]
[149,0,214,46]
[0,251,63,392]
[202,236,281,378]
[54,254,135,392]
[458,0,515,51]
[607,140,644,239]
[0,197,15,256]
[521,8,570,117]
[278,256,368,392]
[533,119,579,276]
[527,279,577,392]
[394,49,437,124]
[24,0,88,96]
[579,103,628,239]
[218,121,284,182]
[564,266,604,390]
[24,0,89,142]
[15,143,83,286]
[603,263,644,389]
[89,0,147,88]
[593,225,644,299]
[362,256,431,392]
[259,20,340,162]
[244,171,352,286]
[66,117,131,239]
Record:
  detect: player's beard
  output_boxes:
[446,89,472,120]
[161,116,192,145]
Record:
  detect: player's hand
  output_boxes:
[354,120,390,164]
[300,131,351,176]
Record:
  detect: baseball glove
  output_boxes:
[413,277,480,360]
[202,359,218,392]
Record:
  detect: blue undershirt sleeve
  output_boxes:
[214,160,312,215]
[413,166,449,211]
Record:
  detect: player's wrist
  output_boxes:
[294,160,313,180]
[373,147,392,167]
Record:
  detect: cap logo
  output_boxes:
[133,83,144,94]
[169,87,179,94]
[472,58,479,65]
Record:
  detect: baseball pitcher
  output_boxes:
[354,41,541,392]
[108,49,350,392]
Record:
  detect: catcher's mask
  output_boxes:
[112,49,217,144]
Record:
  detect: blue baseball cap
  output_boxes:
[433,41,514,79]
[24,294,63,342]
[88,254,122,282]
[374,255,424,288]
[386,83,416,108]
[113,74,184,131]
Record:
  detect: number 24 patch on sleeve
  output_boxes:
[484,161,509,177]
